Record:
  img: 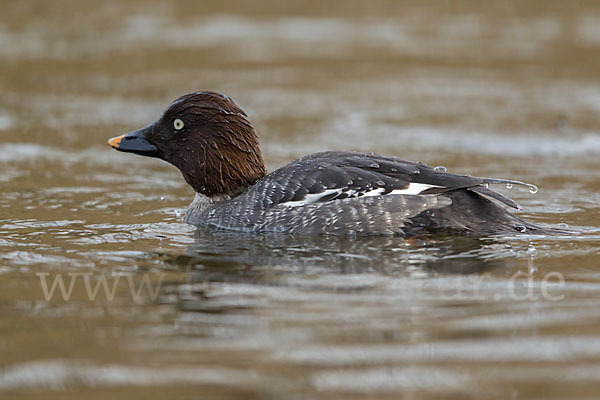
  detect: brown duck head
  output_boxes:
[108,91,267,198]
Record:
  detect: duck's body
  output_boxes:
[184,151,540,236]
[108,91,547,237]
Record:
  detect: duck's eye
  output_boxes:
[173,119,184,131]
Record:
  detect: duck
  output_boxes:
[107,91,549,236]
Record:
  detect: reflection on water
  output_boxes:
[1,0,600,399]
[182,230,511,275]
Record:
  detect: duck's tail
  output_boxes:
[405,189,574,236]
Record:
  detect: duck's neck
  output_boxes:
[184,192,232,224]
[187,191,229,213]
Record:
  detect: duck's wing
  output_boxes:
[251,151,529,210]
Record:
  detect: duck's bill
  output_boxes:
[107,124,160,158]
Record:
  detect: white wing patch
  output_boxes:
[361,188,385,197]
[389,183,438,195]
[283,188,343,207]
[282,183,440,207]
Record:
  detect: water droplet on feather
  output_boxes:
[528,184,539,194]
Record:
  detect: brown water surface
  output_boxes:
[1,1,600,399]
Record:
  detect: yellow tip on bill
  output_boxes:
[108,135,124,149]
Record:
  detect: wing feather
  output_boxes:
[247,151,525,210]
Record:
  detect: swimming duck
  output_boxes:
[108,91,546,236]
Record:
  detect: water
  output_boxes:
[1,1,600,399]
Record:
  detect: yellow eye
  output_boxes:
[173,119,184,130]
